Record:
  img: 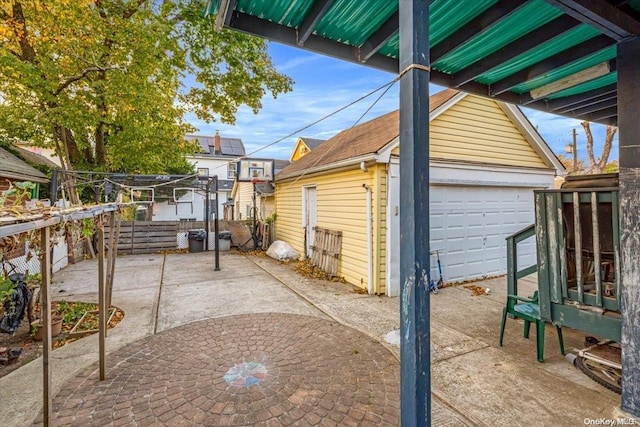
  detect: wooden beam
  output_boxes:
[358,10,399,62]
[547,83,618,114]
[574,105,617,122]
[297,0,335,46]
[214,0,236,31]
[618,36,640,418]
[229,11,398,73]
[453,15,580,86]
[543,0,640,40]
[399,1,431,425]
[490,35,614,95]
[565,97,617,117]
[431,0,528,63]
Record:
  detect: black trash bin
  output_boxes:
[187,229,206,253]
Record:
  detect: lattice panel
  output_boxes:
[177,232,188,249]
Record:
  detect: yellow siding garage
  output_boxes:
[275,167,382,292]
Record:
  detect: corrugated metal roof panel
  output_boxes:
[544,72,617,100]
[429,0,497,47]
[476,24,600,85]
[375,0,498,60]
[207,0,627,125]
[432,0,562,74]
[314,0,397,46]
[235,0,314,27]
[511,46,616,94]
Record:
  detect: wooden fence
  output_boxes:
[310,227,343,277]
[107,221,178,255]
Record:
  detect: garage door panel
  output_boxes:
[465,238,484,251]
[430,185,538,283]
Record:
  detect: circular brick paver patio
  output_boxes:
[35,313,400,426]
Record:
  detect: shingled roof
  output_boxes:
[0,147,49,184]
[277,89,458,180]
[299,137,325,150]
[186,134,246,157]
[13,146,59,168]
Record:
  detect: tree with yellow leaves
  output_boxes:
[0,0,292,180]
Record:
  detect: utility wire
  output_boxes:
[205,77,398,173]
[280,79,397,189]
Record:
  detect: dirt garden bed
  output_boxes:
[0,300,124,378]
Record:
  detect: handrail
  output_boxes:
[506,223,537,297]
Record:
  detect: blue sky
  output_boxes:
[187,42,618,163]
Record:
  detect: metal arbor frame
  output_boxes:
[0,204,122,426]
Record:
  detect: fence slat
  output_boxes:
[592,192,602,307]
[106,221,179,254]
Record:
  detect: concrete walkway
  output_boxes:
[0,251,629,426]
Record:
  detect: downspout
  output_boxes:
[363,183,373,295]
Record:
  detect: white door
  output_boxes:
[303,186,317,258]
[386,160,400,296]
[429,185,537,282]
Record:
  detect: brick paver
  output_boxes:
[34,313,400,426]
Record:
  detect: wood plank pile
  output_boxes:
[310,227,342,278]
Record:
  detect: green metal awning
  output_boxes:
[205,0,640,126]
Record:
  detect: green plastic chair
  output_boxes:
[499,291,565,362]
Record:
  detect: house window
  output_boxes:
[228,162,237,179]
[197,168,209,177]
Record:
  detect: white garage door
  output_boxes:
[429,185,537,283]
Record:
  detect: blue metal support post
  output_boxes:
[399,0,431,425]
[617,37,640,418]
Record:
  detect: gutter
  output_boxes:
[363,183,373,295]
[277,154,378,182]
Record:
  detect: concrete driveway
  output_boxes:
[0,251,627,426]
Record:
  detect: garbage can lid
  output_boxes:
[188,229,206,237]
[218,231,232,239]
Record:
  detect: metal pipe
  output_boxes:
[363,184,373,294]
[50,169,58,204]
[214,176,220,271]
[205,179,211,251]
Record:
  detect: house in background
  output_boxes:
[289,137,326,162]
[0,146,50,198]
[152,132,244,221]
[15,142,62,168]
[231,159,289,221]
[0,146,69,273]
[274,89,565,296]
